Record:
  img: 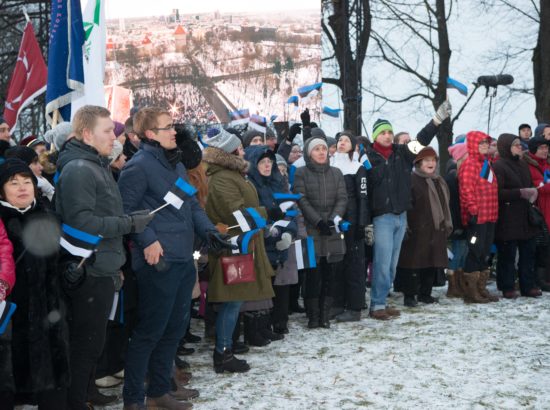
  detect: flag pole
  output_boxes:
[150,202,170,215]
[22,7,30,23]
[76,256,87,270]
[227,224,240,230]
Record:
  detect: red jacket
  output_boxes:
[458,131,499,226]
[0,219,15,294]
[525,152,550,229]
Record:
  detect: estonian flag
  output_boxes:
[288,165,297,190]
[0,300,17,335]
[295,237,317,270]
[163,177,198,209]
[287,95,299,105]
[229,229,260,255]
[273,192,302,213]
[479,159,495,183]
[297,82,322,98]
[229,108,250,126]
[108,289,124,324]
[59,224,102,258]
[322,106,340,118]
[544,170,550,184]
[447,77,468,96]
[361,153,372,170]
[249,114,267,133]
[232,208,267,232]
[333,215,351,233]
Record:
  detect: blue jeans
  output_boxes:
[123,261,195,405]
[449,239,468,270]
[215,301,242,353]
[371,212,407,311]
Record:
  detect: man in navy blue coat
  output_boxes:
[118,107,232,409]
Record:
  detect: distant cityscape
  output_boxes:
[104,8,321,125]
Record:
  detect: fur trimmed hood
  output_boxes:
[203,147,249,174]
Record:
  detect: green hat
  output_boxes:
[372,118,393,141]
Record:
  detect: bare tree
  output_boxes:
[533,0,550,122]
[322,0,372,135]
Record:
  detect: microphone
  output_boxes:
[476,75,514,88]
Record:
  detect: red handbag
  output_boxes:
[221,254,256,285]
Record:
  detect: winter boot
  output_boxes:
[243,312,270,346]
[329,306,344,320]
[304,298,320,329]
[403,295,418,307]
[462,271,490,304]
[213,349,250,374]
[259,311,284,341]
[446,269,464,298]
[478,270,499,302]
[145,393,192,409]
[320,296,333,329]
[535,267,550,291]
[335,309,361,322]
[231,314,249,354]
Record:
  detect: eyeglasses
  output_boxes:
[151,124,174,131]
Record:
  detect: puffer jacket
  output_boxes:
[0,219,15,294]
[293,138,347,262]
[56,139,132,277]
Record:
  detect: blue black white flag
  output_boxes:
[0,301,17,335]
[480,159,495,183]
[249,114,267,133]
[232,208,267,232]
[229,229,260,254]
[295,237,316,270]
[297,82,322,98]
[163,177,197,209]
[229,108,250,126]
[59,223,102,258]
[273,192,302,213]
[447,77,468,96]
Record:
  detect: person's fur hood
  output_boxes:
[202,146,249,174]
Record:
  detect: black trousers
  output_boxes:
[496,238,537,293]
[288,270,304,308]
[394,267,436,297]
[303,258,336,300]
[66,276,115,410]
[464,223,495,273]
[0,388,67,410]
[332,233,365,311]
[272,284,290,326]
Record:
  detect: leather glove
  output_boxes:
[130,210,155,234]
[433,101,452,125]
[288,124,302,143]
[317,220,332,236]
[62,262,86,290]
[0,279,9,302]
[276,232,293,251]
[267,207,285,222]
[207,231,237,254]
[520,188,538,203]
[300,108,311,127]
[365,224,374,246]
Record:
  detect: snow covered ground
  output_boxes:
[20,283,550,409]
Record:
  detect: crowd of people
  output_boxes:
[0,101,549,410]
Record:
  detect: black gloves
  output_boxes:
[207,231,237,254]
[300,108,311,127]
[130,210,155,234]
[61,262,86,291]
[317,220,332,236]
[267,207,285,222]
[288,123,302,143]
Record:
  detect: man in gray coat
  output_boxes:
[56,105,154,410]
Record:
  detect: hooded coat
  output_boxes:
[458,131,499,226]
[524,151,550,229]
[202,147,274,303]
[492,134,538,242]
[245,145,298,268]
[0,201,70,394]
[293,138,347,262]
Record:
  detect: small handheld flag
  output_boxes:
[229,229,260,255]
[288,165,297,190]
[447,77,468,97]
[287,96,299,105]
[544,170,550,184]
[249,114,267,133]
[333,215,351,233]
[163,177,198,210]
[361,153,372,170]
[108,289,124,324]
[322,106,341,118]
[0,301,17,336]
[297,82,322,98]
[273,192,302,213]
[229,108,250,126]
[232,208,267,232]
[59,223,102,259]
[295,237,317,270]
[480,159,494,183]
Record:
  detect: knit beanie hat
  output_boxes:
[372,119,393,141]
[206,128,242,154]
[243,129,262,148]
[0,158,37,187]
[310,127,327,139]
[176,126,202,170]
[307,138,328,157]
[534,123,550,138]
[413,146,438,164]
[5,146,38,165]
[448,142,468,161]
[44,122,73,151]
[113,121,125,138]
[275,154,287,167]
[528,135,550,154]
[518,123,531,133]
[336,132,357,153]
[108,140,124,164]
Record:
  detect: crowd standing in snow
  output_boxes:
[0,103,549,410]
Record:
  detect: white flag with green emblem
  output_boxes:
[71,0,106,118]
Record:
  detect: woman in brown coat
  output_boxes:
[202,129,274,373]
[396,147,453,307]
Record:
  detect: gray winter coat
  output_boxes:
[56,139,132,277]
[293,139,348,263]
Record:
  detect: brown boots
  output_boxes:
[446,269,464,298]
[478,270,499,302]
[462,271,490,303]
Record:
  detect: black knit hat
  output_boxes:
[175,125,202,170]
[528,135,550,154]
[336,131,357,154]
[5,146,38,165]
[0,158,37,188]
[518,123,531,132]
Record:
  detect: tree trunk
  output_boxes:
[534,0,550,123]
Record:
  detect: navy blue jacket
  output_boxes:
[118,142,215,269]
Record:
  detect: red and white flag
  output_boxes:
[3,22,47,133]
